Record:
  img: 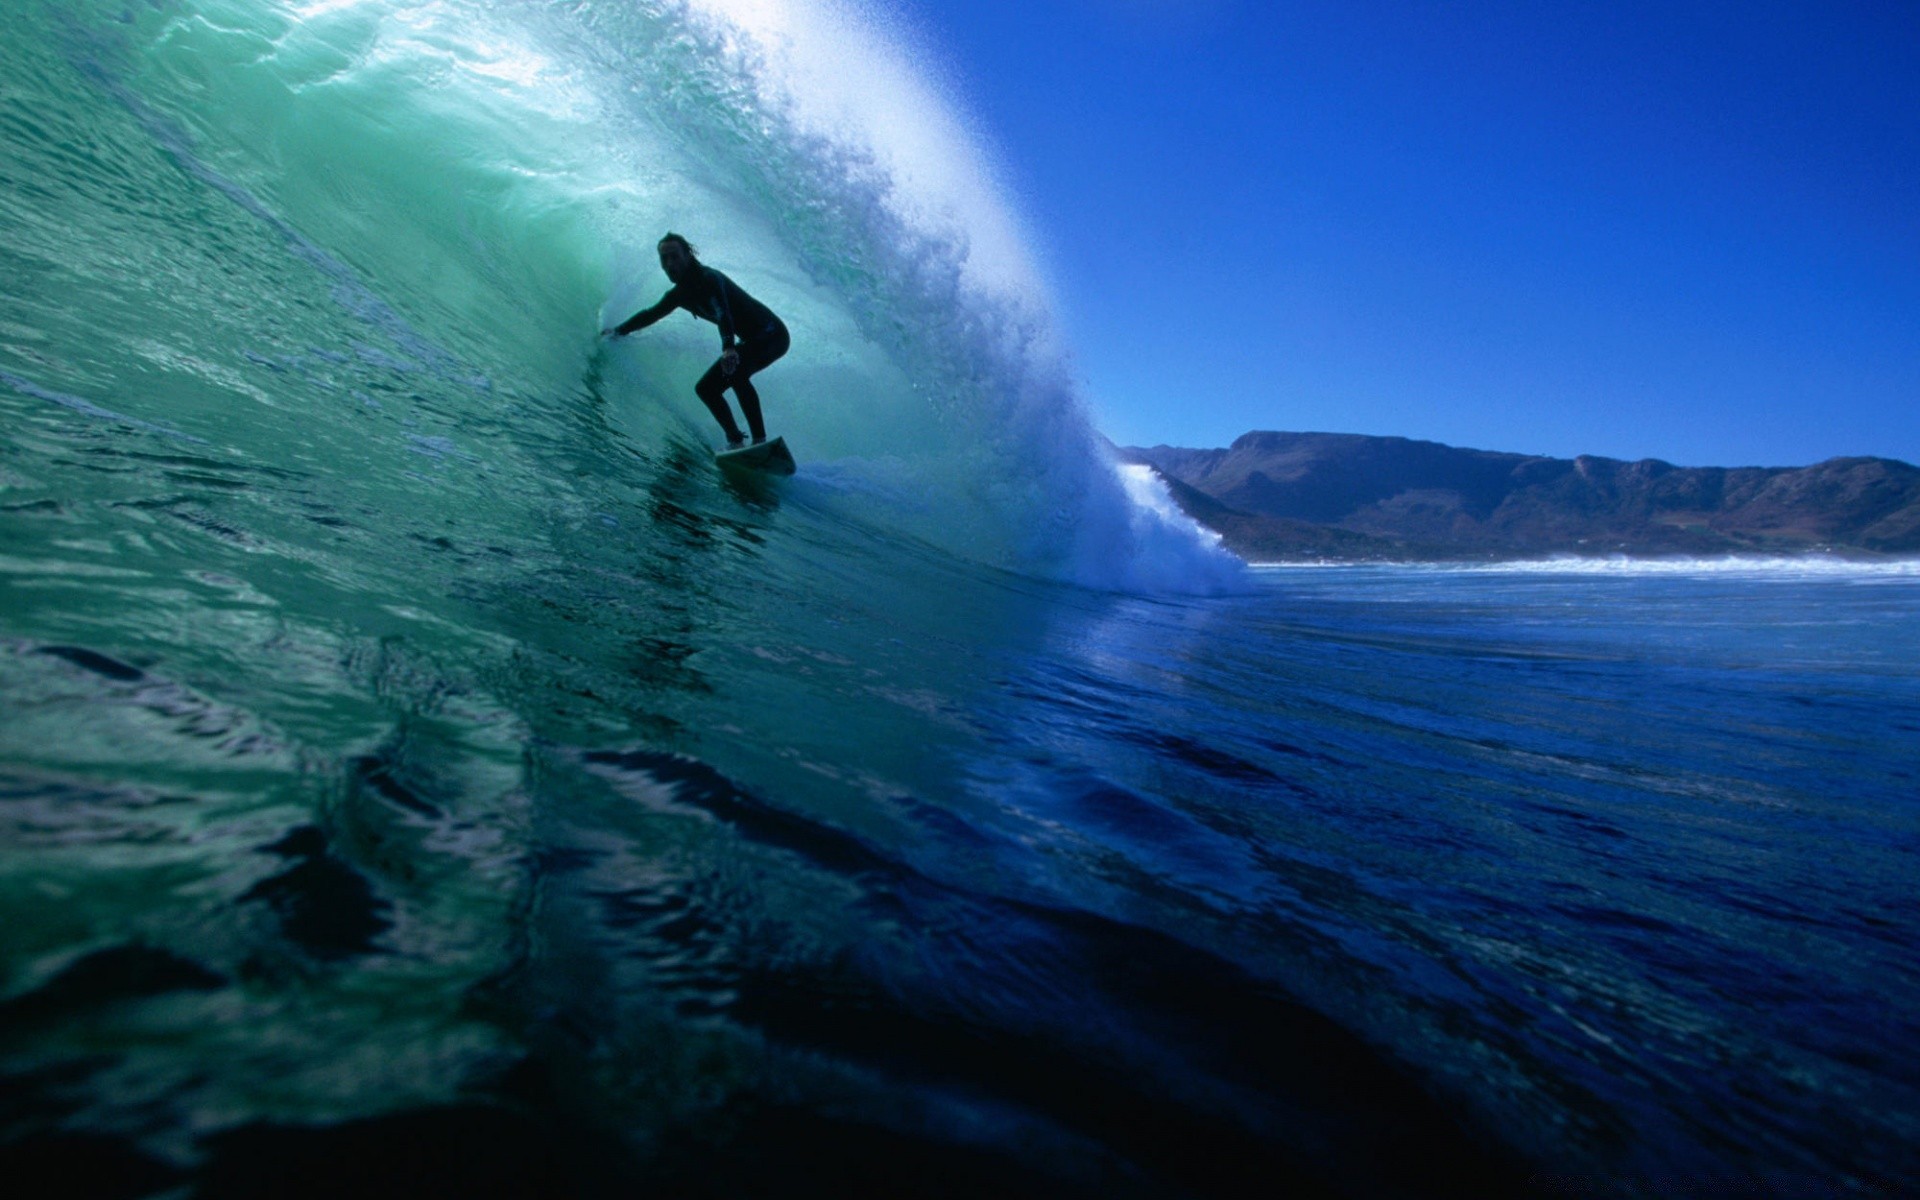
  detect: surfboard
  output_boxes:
[714,436,796,476]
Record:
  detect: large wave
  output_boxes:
[38,0,1241,594]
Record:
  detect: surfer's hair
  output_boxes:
[658,232,699,260]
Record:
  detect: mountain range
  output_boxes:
[1118,432,1920,561]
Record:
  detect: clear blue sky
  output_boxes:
[889,0,1920,467]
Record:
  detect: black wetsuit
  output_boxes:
[615,265,789,442]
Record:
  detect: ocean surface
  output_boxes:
[4,1,1917,1196]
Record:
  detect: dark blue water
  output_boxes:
[926,563,1920,1197]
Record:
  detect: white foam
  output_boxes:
[1251,556,1920,579]
[1103,463,1248,594]
[685,0,1048,312]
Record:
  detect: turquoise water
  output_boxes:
[4,2,1918,1196]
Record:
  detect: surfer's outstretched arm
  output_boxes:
[604,293,676,338]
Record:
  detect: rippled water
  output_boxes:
[8,538,1917,1195]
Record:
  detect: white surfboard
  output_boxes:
[714,436,796,476]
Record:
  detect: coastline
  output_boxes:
[1241,554,1920,572]
[1118,432,1920,565]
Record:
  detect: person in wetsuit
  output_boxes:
[602,233,790,448]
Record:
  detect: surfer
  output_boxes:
[602,234,790,449]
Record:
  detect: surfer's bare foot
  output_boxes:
[752,435,767,445]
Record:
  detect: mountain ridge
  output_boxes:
[1118,431,1920,561]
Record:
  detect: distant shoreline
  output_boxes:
[1118,431,1920,564]
[1240,555,1920,571]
